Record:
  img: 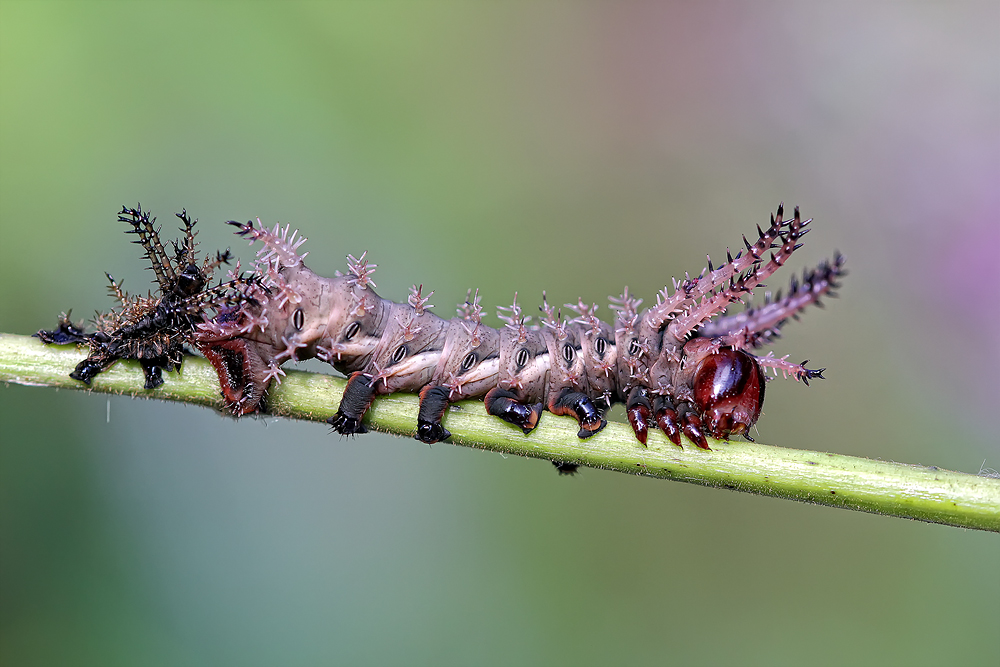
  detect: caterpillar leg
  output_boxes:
[548,390,607,439]
[36,316,117,386]
[415,385,452,444]
[652,395,682,446]
[626,387,652,445]
[328,371,375,435]
[198,338,272,415]
[552,461,580,475]
[68,352,116,386]
[484,387,543,435]
[677,404,710,450]
[139,359,165,389]
[628,388,709,449]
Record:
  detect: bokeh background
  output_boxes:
[1,2,997,666]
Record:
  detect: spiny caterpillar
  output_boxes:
[194,204,845,451]
[36,205,261,389]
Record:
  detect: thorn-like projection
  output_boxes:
[565,299,601,336]
[540,292,568,340]
[228,218,308,269]
[346,251,377,290]
[457,289,485,346]
[408,285,434,315]
[458,288,483,323]
[498,293,531,342]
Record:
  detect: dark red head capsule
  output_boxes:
[692,347,765,440]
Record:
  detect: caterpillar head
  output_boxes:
[691,346,765,440]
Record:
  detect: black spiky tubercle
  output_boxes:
[35,205,256,389]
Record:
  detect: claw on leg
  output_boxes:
[415,385,453,443]
[653,396,682,446]
[140,360,164,390]
[416,421,451,443]
[681,410,710,450]
[328,371,376,435]
[626,387,652,445]
[328,412,368,435]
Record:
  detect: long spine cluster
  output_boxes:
[37,205,263,390]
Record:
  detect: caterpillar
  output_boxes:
[194,204,845,450]
[36,205,261,389]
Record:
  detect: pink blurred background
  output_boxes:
[2,3,997,665]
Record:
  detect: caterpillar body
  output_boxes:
[194,204,845,450]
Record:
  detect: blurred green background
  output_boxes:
[1,2,997,666]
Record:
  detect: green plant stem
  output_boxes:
[2,332,998,531]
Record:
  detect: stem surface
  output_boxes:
[2,333,998,532]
